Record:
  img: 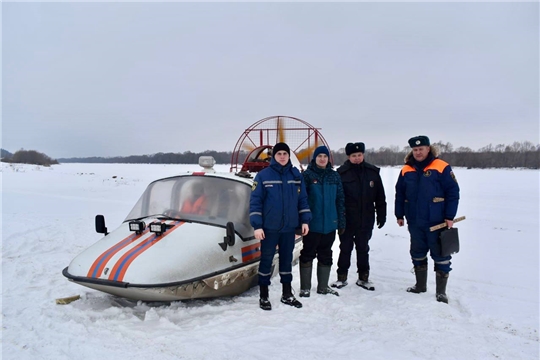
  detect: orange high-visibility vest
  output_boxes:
[181,196,207,215]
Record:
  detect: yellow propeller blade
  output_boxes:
[241,141,256,153]
[277,118,286,143]
[295,143,320,162]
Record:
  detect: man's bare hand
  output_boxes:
[301,224,309,236]
[254,229,265,240]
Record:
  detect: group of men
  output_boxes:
[249,135,460,310]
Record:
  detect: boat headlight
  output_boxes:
[149,222,167,236]
[129,220,146,234]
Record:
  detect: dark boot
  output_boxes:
[407,265,428,293]
[259,285,271,311]
[299,261,313,298]
[356,271,375,291]
[316,264,339,296]
[331,273,348,289]
[436,271,449,304]
[281,283,302,308]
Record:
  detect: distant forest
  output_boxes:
[1,149,58,166]
[2,141,539,169]
[53,140,539,169]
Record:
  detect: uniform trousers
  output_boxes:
[336,228,372,275]
[408,224,452,273]
[258,230,295,286]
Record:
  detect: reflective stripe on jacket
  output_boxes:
[249,157,312,233]
[395,157,460,226]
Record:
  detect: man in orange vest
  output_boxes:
[181,183,208,215]
[395,135,460,304]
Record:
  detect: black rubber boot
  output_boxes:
[407,265,428,293]
[317,264,339,296]
[299,261,313,298]
[259,285,271,311]
[436,271,449,304]
[281,283,302,308]
[356,271,375,291]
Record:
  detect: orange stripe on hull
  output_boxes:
[242,252,261,262]
[241,242,261,262]
[108,221,185,282]
[87,229,152,278]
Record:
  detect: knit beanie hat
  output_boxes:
[312,145,330,161]
[272,142,290,158]
[345,142,365,155]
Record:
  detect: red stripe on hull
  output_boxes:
[108,221,185,282]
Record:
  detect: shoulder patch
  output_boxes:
[450,171,457,183]
[252,181,258,191]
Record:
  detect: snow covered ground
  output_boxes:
[2,162,539,360]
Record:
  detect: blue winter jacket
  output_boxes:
[303,160,346,234]
[249,158,312,233]
[395,152,460,227]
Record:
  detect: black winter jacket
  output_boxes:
[337,160,387,231]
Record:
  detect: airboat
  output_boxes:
[62,116,331,301]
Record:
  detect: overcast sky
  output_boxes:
[3,2,539,158]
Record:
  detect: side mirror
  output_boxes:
[95,215,108,235]
[218,222,235,251]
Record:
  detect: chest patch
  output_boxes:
[312,179,318,184]
[369,181,374,188]
[424,170,431,177]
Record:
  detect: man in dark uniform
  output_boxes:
[250,142,312,310]
[331,142,387,291]
[395,135,460,303]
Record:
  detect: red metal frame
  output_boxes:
[230,116,331,173]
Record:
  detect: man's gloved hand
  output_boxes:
[338,228,345,235]
[377,218,386,229]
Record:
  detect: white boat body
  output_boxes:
[63,168,304,302]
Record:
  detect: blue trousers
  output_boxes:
[408,224,452,273]
[258,231,295,286]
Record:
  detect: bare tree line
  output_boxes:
[339,141,539,169]
[3,141,539,169]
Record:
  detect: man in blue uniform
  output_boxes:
[395,135,460,303]
[250,142,312,310]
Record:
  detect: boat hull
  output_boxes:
[63,234,303,302]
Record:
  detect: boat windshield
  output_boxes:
[124,176,254,239]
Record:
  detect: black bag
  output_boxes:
[439,227,459,257]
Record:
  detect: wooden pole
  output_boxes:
[429,216,466,232]
[55,295,81,305]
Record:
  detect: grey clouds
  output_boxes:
[3,2,538,158]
